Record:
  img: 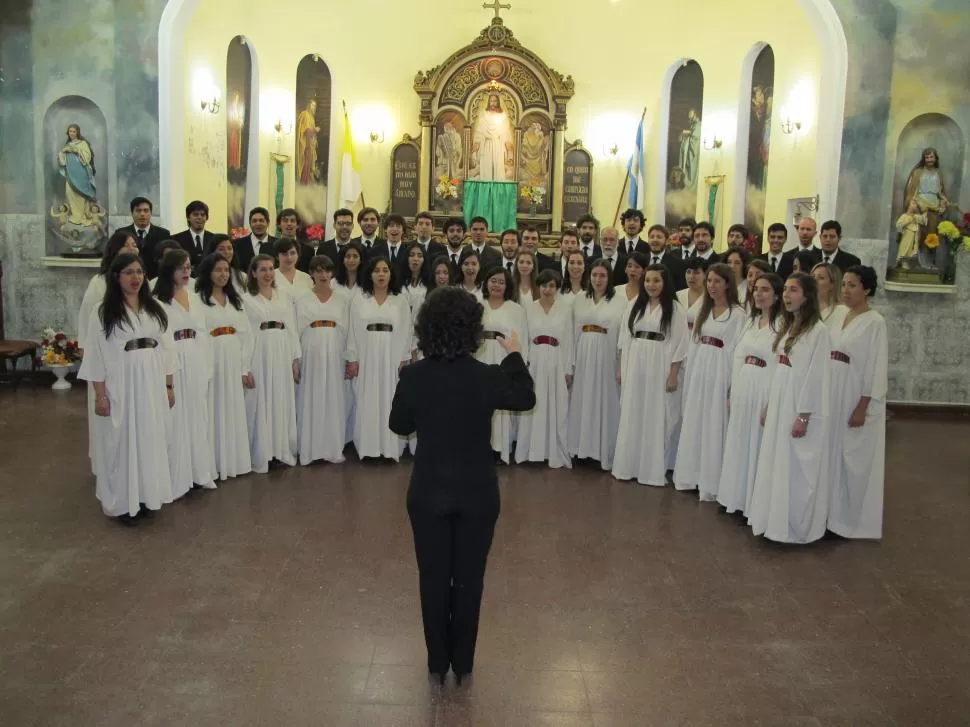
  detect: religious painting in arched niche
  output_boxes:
[433,110,467,206]
[743,45,774,246]
[888,113,964,284]
[664,60,704,230]
[295,55,332,226]
[467,85,519,182]
[44,95,109,256]
[226,36,254,234]
[517,112,552,213]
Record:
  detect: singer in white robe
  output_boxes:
[244,288,300,472]
[78,273,108,474]
[826,306,888,539]
[673,305,746,499]
[612,300,689,486]
[515,295,573,468]
[667,287,704,469]
[748,322,832,544]
[476,299,528,463]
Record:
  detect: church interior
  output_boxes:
[1,0,970,724]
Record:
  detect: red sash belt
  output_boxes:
[700,335,724,348]
[634,331,666,342]
[124,337,158,352]
[310,320,337,329]
[830,350,851,364]
[210,326,236,337]
[581,324,607,334]
[533,335,559,346]
[744,355,767,368]
[173,329,196,342]
[778,354,792,367]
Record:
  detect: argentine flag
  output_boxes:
[626,117,646,209]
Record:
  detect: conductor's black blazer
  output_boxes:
[389,352,536,515]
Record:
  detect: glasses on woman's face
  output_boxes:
[121,270,144,278]
[178,264,192,272]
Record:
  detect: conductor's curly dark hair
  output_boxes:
[415,287,484,360]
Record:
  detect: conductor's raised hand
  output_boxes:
[497,329,521,355]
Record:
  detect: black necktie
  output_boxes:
[652,255,660,265]
[824,254,831,264]
[506,261,513,274]
[584,245,591,257]
[195,234,202,253]
[137,229,145,243]
[607,257,614,269]
[452,254,458,266]
[770,256,777,271]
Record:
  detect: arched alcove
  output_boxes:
[226,35,258,233]
[294,55,333,226]
[661,60,704,229]
[43,96,109,255]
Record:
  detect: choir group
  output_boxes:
[76,200,887,544]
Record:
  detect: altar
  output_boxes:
[388,10,592,233]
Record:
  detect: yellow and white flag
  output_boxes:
[340,103,362,209]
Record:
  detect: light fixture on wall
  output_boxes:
[703,136,722,150]
[781,118,802,135]
[369,130,385,144]
[274,119,293,137]
[602,143,619,157]
[200,97,220,114]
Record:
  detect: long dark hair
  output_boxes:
[404,243,430,288]
[480,265,514,302]
[774,272,822,354]
[154,248,191,304]
[246,253,277,295]
[693,262,741,340]
[206,237,246,287]
[628,264,675,336]
[195,252,243,310]
[98,253,167,339]
[561,251,588,293]
[584,259,616,301]
[512,250,539,302]
[100,231,136,275]
[360,255,402,295]
[335,241,366,286]
[428,254,454,290]
[458,248,483,286]
[749,271,784,328]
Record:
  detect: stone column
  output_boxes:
[418,123,432,211]
[552,130,565,231]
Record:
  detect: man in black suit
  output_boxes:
[619,208,649,256]
[599,226,626,285]
[468,216,502,271]
[818,219,861,271]
[408,210,446,277]
[675,218,697,258]
[726,223,750,250]
[443,217,468,277]
[234,206,277,273]
[117,196,171,279]
[576,214,603,261]
[497,228,521,278]
[173,201,227,270]
[522,226,556,272]
[757,222,792,278]
[276,208,314,273]
[556,228,582,279]
[317,208,356,262]
[351,206,385,253]
[371,214,410,280]
[687,222,720,264]
[775,217,821,278]
[645,224,687,290]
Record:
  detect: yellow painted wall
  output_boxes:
[179,0,822,247]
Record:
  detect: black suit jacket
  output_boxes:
[296,241,316,273]
[652,251,687,291]
[779,246,821,278]
[580,243,603,261]
[174,230,227,270]
[370,241,411,281]
[443,246,467,278]
[620,238,650,256]
[351,236,386,259]
[316,238,352,264]
[535,251,558,273]
[233,234,278,273]
[117,224,172,278]
[825,248,862,273]
[471,244,503,272]
[603,253,627,285]
[389,352,535,514]
[757,251,792,280]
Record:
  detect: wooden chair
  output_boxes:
[0,260,40,385]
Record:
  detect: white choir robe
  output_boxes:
[458,284,485,303]
[198,295,253,480]
[826,307,888,539]
[332,283,363,442]
[612,300,689,486]
[295,291,350,465]
[821,303,848,332]
[78,308,176,517]
[244,289,300,472]
[517,287,538,304]
[515,298,573,468]
[160,296,217,496]
[229,271,248,297]
[402,282,427,453]
[614,284,638,305]
[716,318,777,514]
[78,273,107,474]
[275,268,313,298]
[567,293,624,469]
[673,305,747,499]
[748,323,832,544]
[668,289,704,468]
[348,293,412,460]
[476,300,528,463]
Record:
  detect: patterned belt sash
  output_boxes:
[830,350,851,364]
[210,326,236,337]
[744,355,767,368]
[581,324,607,334]
[778,354,792,367]
[124,337,158,352]
[310,320,337,329]
[700,335,724,348]
[366,323,394,333]
[260,321,285,331]
[173,329,196,342]
[481,330,505,340]
[533,335,559,346]
[634,331,666,342]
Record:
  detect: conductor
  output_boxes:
[389,287,536,685]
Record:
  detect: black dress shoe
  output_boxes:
[116,513,137,527]
[455,672,470,686]
[138,504,155,519]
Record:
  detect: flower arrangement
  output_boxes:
[924,233,940,250]
[37,328,81,367]
[435,175,461,200]
[519,180,546,206]
[669,232,682,248]
[231,227,251,239]
[742,233,759,255]
[304,223,326,242]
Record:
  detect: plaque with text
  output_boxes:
[561,144,592,225]
[390,138,420,218]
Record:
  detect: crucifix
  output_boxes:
[483,0,511,20]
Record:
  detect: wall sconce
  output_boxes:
[369,130,385,144]
[703,137,722,150]
[200,97,220,114]
[602,143,619,157]
[274,120,293,137]
[781,118,802,135]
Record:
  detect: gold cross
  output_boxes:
[483,0,511,19]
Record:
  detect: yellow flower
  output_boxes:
[963,236,970,252]
[924,233,940,249]
[938,221,960,240]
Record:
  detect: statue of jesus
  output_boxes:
[472,94,513,181]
